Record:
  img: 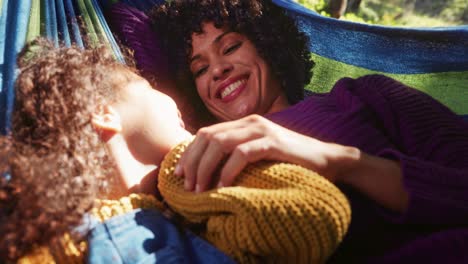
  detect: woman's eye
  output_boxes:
[194,66,208,78]
[223,42,242,55]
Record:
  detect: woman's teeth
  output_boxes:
[221,79,246,99]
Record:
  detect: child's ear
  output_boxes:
[91,105,122,141]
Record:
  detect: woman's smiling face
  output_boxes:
[190,23,289,121]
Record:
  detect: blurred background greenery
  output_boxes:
[295,0,468,27]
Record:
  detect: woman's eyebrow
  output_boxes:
[213,31,232,44]
[190,31,233,64]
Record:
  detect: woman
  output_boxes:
[150,0,468,263]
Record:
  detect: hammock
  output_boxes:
[1,0,467,136]
[0,0,125,134]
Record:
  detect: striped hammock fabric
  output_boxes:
[0,0,124,134]
[1,0,467,135]
[277,1,468,120]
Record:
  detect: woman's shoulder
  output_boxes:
[329,74,397,95]
[269,75,397,123]
[330,74,425,99]
[327,74,428,110]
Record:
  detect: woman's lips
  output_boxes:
[219,78,248,103]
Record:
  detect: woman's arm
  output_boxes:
[175,114,410,213]
[338,150,409,213]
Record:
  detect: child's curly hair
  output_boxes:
[149,0,314,108]
[0,39,136,261]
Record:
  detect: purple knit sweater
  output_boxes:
[267,74,468,263]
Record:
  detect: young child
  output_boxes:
[0,40,351,264]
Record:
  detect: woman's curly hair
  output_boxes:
[0,39,134,261]
[149,0,314,121]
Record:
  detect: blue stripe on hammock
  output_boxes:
[64,0,84,47]
[0,0,31,134]
[273,0,468,74]
[56,0,72,46]
[44,0,59,46]
[91,0,125,63]
[0,0,9,91]
[43,0,51,38]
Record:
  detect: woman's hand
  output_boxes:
[175,115,359,192]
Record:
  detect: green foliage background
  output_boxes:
[296,0,468,27]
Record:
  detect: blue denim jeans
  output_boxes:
[87,209,235,264]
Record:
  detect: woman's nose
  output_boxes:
[212,61,233,81]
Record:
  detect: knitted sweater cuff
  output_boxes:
[376,148,468,225]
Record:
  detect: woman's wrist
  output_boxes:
[287,134,361,183]
[329,144,362,183]
[334,148,409,212]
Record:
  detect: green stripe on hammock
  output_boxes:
[84,0,110,44]
[76,0,99,45]
[26,0,40,42]
[307,53,468,115]
[86,0,123,60]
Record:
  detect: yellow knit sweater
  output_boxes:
[159,141,351,264]
[19,141,351,264]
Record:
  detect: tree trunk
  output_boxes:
[347,0,361,13]
[404,0,417,16]
[328,0,348,18]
